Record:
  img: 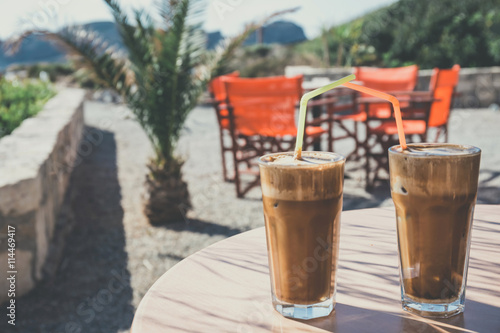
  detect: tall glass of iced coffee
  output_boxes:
[389,143,481,318]
[258,151,345,320]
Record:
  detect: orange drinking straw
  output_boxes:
[343,82,407,150]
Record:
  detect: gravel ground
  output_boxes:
[2,102,499,332]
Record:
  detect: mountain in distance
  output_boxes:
[244,20,307,46]
[207,20,307,50]
[206,31,224,50]
[0,21,121,70]
[1,20,307,69]
[0,35,64,69]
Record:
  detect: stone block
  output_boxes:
[475,74,496,107]
[0,177,42,218]
[492,74,500,89]
[0,88,85,300]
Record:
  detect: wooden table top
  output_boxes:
[132,205,500,333]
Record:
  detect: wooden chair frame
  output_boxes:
[209,72,240,182]
[332,66,420,163]
[361,63,460,191]
[222,76,328,198]
[362,98,432,190]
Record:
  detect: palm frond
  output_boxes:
[4,31,32,56]
[103,0,154,72]
[146,0,208,161]
[6,28,133,96]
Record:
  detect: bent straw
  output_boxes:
[294,74,356,159]
[343,82,407,150]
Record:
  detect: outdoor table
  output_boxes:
[132,205,500,333]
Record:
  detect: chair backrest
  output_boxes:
[354,65,419,92]
[222,75,303,137]
[354,65,419,117]
[428,65,460,127]
[209,71,240,102]
[209,71,240,130]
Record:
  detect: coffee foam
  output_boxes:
[262,152,343,166]
[259,152,345,201]
[390,144,480,156]
[389,144,481,197]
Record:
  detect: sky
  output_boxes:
[0,0,397,40]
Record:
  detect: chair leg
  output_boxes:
[364,130,372,191]
[312,137,321,151]
[231,139,243,198]
[354,121,360,158]
[223,150,233,181]
[347,120,362,161]
[365,155,372,191]
[234,164,242,198]
[434,128,441,143]
[218,127,227,181]
[328,117,333,152]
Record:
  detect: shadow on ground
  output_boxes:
[478,169,500,204]
[159,218,244,238]
[0,127,134,333]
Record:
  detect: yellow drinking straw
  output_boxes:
[294,74,356,160]
[342,82,408,150]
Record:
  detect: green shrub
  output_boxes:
[31,63,73,82]
[362,0,500,68]
[298,0,500,69]
[0,79,56,138]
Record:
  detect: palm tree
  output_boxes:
[8,0,296,224]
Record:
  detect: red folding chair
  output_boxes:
[427,64,461,141]
[208,71,239,182]
[365,65,461,189]
[222,75,327,197]
[330,65,419,161]
[370,65,461,142]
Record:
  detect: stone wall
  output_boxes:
[285,66,500,108]
[0,89,86,303]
